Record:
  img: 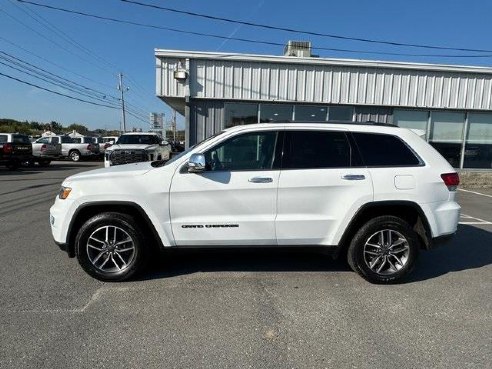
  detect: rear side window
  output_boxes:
[283,131,353,169]
[353,132,422,167]
[61,136,73,143]
[0,135,7,143]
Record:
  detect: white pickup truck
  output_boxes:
[31,137,62,166]
[104,132,171,167]
[41,135,99,162]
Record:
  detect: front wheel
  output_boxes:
[75,212,148,281]
[347,216,419,284]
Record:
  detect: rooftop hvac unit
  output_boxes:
[283,41,312,57]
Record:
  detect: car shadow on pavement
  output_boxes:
[139,248,351,280]
[407,224,492,283]
[139,224,491,282]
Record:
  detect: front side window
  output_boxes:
[283,131,353,169]
[353,132,422,167]
[204,131,278,171]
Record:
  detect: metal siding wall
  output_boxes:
[157,56,492,111]
[190,100,224,145]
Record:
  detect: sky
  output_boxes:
[1,0,492,131]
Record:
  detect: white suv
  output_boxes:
[50,122,460,283]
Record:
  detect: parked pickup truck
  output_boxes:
[0,133,33,170]
[31,136,62,166]
[104,132,171,167]
[42,135,99,162]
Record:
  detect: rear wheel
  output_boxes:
[75,212,148,281]
[347,216,419,284]
[69,150,81,162]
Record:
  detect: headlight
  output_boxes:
[59,186,72,199]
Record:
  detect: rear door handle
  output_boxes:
[342,174,366,180]
[249,176,273,183]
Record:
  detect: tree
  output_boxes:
[66,123,88,134]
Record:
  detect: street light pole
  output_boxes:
[117,73,129,133]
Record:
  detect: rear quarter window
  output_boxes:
[353,132,422,167]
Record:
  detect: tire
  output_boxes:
[69,150,81,162]
[75,212,148,281]
[38,159,51,167]
[347,216,419,284]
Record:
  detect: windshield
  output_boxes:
[117,134,161,145]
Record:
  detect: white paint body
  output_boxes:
[50,123,460,249]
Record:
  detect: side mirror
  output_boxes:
[161,140,169,146]
[188,153,206,173]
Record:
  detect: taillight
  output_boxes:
[41,144,47,152]
[2,143,13,154]
[441,172,460,191]
[104,143,111,149]
[87,144,92,150]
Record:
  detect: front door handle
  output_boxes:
[249,176,273,183]
[342,174,366,180]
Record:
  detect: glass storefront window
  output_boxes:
[329,106,354,121]
[429,112,465,168]
[260,104,293,122]
[394,110,429,139]
[294,105,328,121]
[224,103,258,128]
[464,113,492,169]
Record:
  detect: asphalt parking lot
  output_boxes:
[0,162,490,369]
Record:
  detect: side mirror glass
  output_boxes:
[161,140,169,146]
[188,153,206,173]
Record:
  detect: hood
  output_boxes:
[108,144,158,151]
[64,161,154,183]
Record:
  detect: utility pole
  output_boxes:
[117,73,129,133]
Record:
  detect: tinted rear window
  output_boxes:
[353,132,421,167]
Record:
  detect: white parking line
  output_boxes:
[459,188,492,198]
[459,213,492,225]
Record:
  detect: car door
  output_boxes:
[276,129,373,246]
[170,129,282,246]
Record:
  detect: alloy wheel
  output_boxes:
[363,229,410,275]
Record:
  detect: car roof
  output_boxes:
[120,132,159,136]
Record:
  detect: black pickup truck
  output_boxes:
[0,133,33,170]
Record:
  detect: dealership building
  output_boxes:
[155,43,492,169]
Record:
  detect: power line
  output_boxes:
[120,0,492,54]
[0,58,119,106]
[12,0,158,112]
[0,71,118,109]
[0,36,117,90]
[16,0,492,58]
[0,50,118,101]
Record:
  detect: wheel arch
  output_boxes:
[66,201,165,257]
[336,201,433,258]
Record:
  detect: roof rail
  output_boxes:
[267,120,398,127]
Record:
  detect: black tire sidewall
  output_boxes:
[75,212,146,281]
[348,216,419,284]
